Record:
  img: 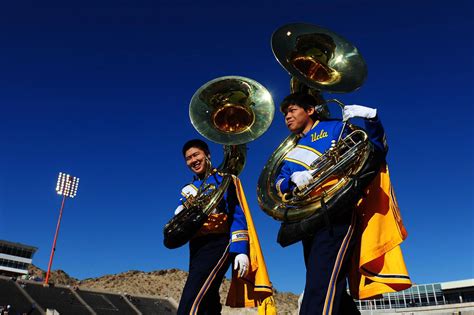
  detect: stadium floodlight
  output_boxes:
[44,172,80,285]
[56,172,79,198]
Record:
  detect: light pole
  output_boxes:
[44,172,80,285]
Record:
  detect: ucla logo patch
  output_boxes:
[311,129,328,142]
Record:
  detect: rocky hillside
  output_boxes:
[29,265,299,314]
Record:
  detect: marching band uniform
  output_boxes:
[276,118,387,195]
[276,116,392,315]
[177,170,249,315]
[177,170,273,315]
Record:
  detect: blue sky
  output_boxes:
[0,0,472,294]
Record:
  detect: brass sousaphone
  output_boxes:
[163,76,274,249]
[257,23,381,247]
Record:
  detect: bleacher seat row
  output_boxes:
[0,276,177,315]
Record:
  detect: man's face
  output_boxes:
[284,104,315,134]
[185,147,209,176]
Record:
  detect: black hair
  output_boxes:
[182,139,210,157]
[280,92,325,120]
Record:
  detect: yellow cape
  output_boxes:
[225,177,274,308]
[349,164,412,299]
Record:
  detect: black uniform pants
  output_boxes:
[299,211,360,315]
[177,234,231,315]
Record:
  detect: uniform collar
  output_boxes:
[193,168,217,181]
[301,120,320,136]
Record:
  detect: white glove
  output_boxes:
[234,253,249,278]
[290,170,313,190]
[182,185,198,198]
[342,105,377,121]
[176,185,198,215]
[174,205,184,215]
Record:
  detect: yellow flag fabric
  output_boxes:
[349,164,412,299]
[257,296,277,315]
[225,177,274,308]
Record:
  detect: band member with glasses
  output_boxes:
[174,139,273,315]
[275,92,411,314]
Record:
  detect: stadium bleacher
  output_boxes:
[24,284,90,315]
[77,291,137,314]
[0,275,178,314]
[130,296,176,315]
[0,278,41,314]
